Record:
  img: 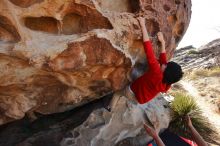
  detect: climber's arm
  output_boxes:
[157,32,167,65]
[144,124,165,146]
[157,32,166,53]
[137,17,160,72]
[138,17,150,42]
[186,116,208,146]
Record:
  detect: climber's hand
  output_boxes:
[137,17,149,42]
[137,17,145,27]
[157,32,165,45]
[144,123,158,138]
[185,115,193,128]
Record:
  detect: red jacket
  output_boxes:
[130,41,170,104]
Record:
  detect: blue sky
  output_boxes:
[178,0,220,48]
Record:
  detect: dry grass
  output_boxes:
[187,67,220,79]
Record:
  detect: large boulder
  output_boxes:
[0,0,191,124]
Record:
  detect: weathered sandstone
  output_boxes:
[0,0,191,124]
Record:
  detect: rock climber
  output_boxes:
[108,16,183,111]
[129,16,183,104]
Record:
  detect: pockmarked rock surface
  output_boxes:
[0,0,191,124]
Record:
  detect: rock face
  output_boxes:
[59,93,172,146]
[173,39,220,70]
[0,0,191,124]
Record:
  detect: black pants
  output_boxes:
[147,129,191,146]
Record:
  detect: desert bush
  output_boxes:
[169,92,218,144]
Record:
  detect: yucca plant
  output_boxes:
[169,92,219,144]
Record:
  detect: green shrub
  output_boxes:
[169,92,218,144]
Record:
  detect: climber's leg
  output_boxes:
[124,85,138,103]
[108,90,124,112]
[102,92,114,112]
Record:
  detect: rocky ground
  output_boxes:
[171,39,220,144]
[173,38,220,70]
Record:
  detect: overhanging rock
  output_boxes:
[0,0,191,124]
